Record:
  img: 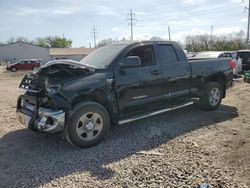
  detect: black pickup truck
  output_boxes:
[17,41,234,148]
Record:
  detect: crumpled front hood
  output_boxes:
[33,60,96,74]
[19,60,95,95]
[45,60,97,70]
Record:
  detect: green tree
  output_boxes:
[185,31,245,52]
[35,37,49,47]
[35,36,72,48]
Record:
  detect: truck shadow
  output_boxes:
[0,104,238,187]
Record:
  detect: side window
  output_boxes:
[218,54,224,58]
[223,53,231,58]
[19,61,25,64]
[125,45,155,66]
[158,45,178,64]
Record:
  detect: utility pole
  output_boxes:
[126,9,136,41]
[168,26,171,41]
[91,26,98,48]
[210,25,214,40]
[247,0,250,48]
[244,0,250,47]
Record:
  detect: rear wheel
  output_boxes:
[200,82,222,110]
[11,67,17,72]
[67,102,110,148]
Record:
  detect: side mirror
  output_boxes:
[120,56,142,68]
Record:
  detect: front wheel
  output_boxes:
[67,102,110,148]
[200,82,223,111]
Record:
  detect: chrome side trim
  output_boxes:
[118,101,194,125]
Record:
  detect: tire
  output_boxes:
[11,67,17,72]
[200,82,223,111]
[67,102,110,148]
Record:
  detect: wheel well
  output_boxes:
[209,73,226,98]
[72,95,113,118]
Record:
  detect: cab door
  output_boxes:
[115,44,163,115]
[157,44,192,104]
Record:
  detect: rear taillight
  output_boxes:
[229,60,236,69]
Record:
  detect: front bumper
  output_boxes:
[16,95,65,133]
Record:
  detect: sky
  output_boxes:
[0,0,248,47]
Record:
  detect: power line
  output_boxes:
[91,26,98,48]
[126,9,137,41]
[135,6,246,30]
[139,1,242,21]
[141,6,243,23]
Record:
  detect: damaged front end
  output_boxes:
[16,60,95,133]
[17,94,65,132]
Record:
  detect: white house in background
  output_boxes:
[0,41,94,64]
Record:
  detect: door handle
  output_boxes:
[151,70,161,75]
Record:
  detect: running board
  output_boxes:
[118,101,194,125]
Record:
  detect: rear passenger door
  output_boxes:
[17,61,25,70]
[26,61,33,70]
[157,44,192,104]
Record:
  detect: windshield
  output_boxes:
[80,44,127,68]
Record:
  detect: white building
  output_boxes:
[0,42,50,64]
[0,42,94,64]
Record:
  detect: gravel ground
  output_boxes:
[0,68,250,188]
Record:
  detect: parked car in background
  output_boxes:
[6,59,42,72]
[187,52,197,59]
[190,51,241,75]
[237,50,250,71]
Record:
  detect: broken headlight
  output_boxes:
[44,79,61,95]
[46,84,61,95]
